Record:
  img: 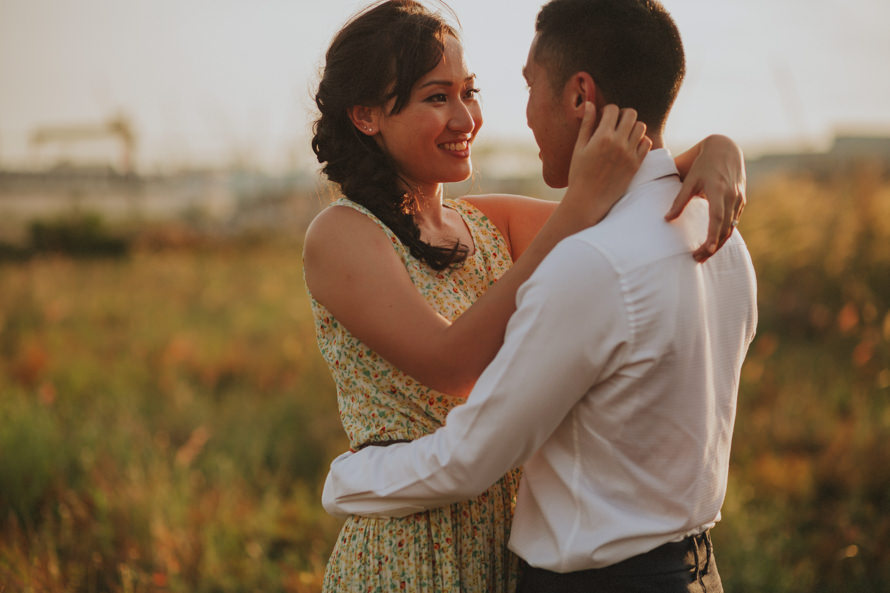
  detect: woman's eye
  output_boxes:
[464,87,481,99]
[425,93,448,103]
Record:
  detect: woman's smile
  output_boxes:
[439,139,471,156]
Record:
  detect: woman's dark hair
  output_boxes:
[312,0,469,270]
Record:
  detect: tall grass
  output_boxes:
[714,165,890,591]
[0,241,345,592]
[1,168,889,591]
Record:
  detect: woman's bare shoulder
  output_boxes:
[307,201,371,235]
[303,203,402,289]
[305,203,389,253]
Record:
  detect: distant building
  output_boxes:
[747,134,890,184]
[0,165,319,236]
[0,114,322,235]
[830,135,890,160]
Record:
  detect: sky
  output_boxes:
[1,0,889,172]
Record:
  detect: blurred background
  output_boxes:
[1,0,888,591]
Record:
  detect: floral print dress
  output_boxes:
[309,198,522,593]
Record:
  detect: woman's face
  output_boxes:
[375,36,482,195]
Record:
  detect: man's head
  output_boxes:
[524,0,685,187]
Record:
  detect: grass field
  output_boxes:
[1,169,889,592]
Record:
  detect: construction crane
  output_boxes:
[30,115,136,174]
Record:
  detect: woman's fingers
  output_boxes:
[574,101,598,151]
[594,104,620,139]
[564,103,647,219]
[614,107,638,139]
[636,134,653,159]
[691,194,725,262]
[629,120,647,144]
[665,178,695,222]
[589,105,648,155]
[689,180,747,262]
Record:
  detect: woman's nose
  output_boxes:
[448,101,476,133]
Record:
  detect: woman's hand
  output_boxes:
[667,134,746,262]
[563,103,652,226]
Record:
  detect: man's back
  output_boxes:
[509,149,758,571]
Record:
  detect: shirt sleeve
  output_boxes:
[322,237,632,517]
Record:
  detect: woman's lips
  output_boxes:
[439,140,470,156]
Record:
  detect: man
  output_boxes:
[322,0,757,590]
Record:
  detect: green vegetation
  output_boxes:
[0,241,344,592]
[1,169,889,592]
[27,214,130,258]
[713,167,890,591]
[0,213,131,261]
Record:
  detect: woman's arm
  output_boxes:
[461,194,558,262]
[468,135,747,264]
[304,104,646,397]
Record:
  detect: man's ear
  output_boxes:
[348,105,381,136]
[564,71,600,120]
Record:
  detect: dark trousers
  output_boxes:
[517,530,723,593]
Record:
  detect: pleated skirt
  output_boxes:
[323,469,521,593]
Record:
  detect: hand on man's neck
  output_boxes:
[648,134,665,150]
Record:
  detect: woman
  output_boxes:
[305,1,745,591]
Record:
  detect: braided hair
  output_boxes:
[312,0,469,270]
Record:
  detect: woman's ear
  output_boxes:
[348,105,381,136]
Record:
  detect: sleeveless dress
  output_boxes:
[308,198,522,593]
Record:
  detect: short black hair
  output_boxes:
[534,0,685,130]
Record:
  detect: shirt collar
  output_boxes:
[624,148,680,195]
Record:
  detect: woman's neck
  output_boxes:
[405,182,446,228]
[409,182,471,253]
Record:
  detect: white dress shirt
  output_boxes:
[322,149,758,572]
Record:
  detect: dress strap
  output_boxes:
[445,198,513,264]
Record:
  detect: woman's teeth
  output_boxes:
[441,141,468,151]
